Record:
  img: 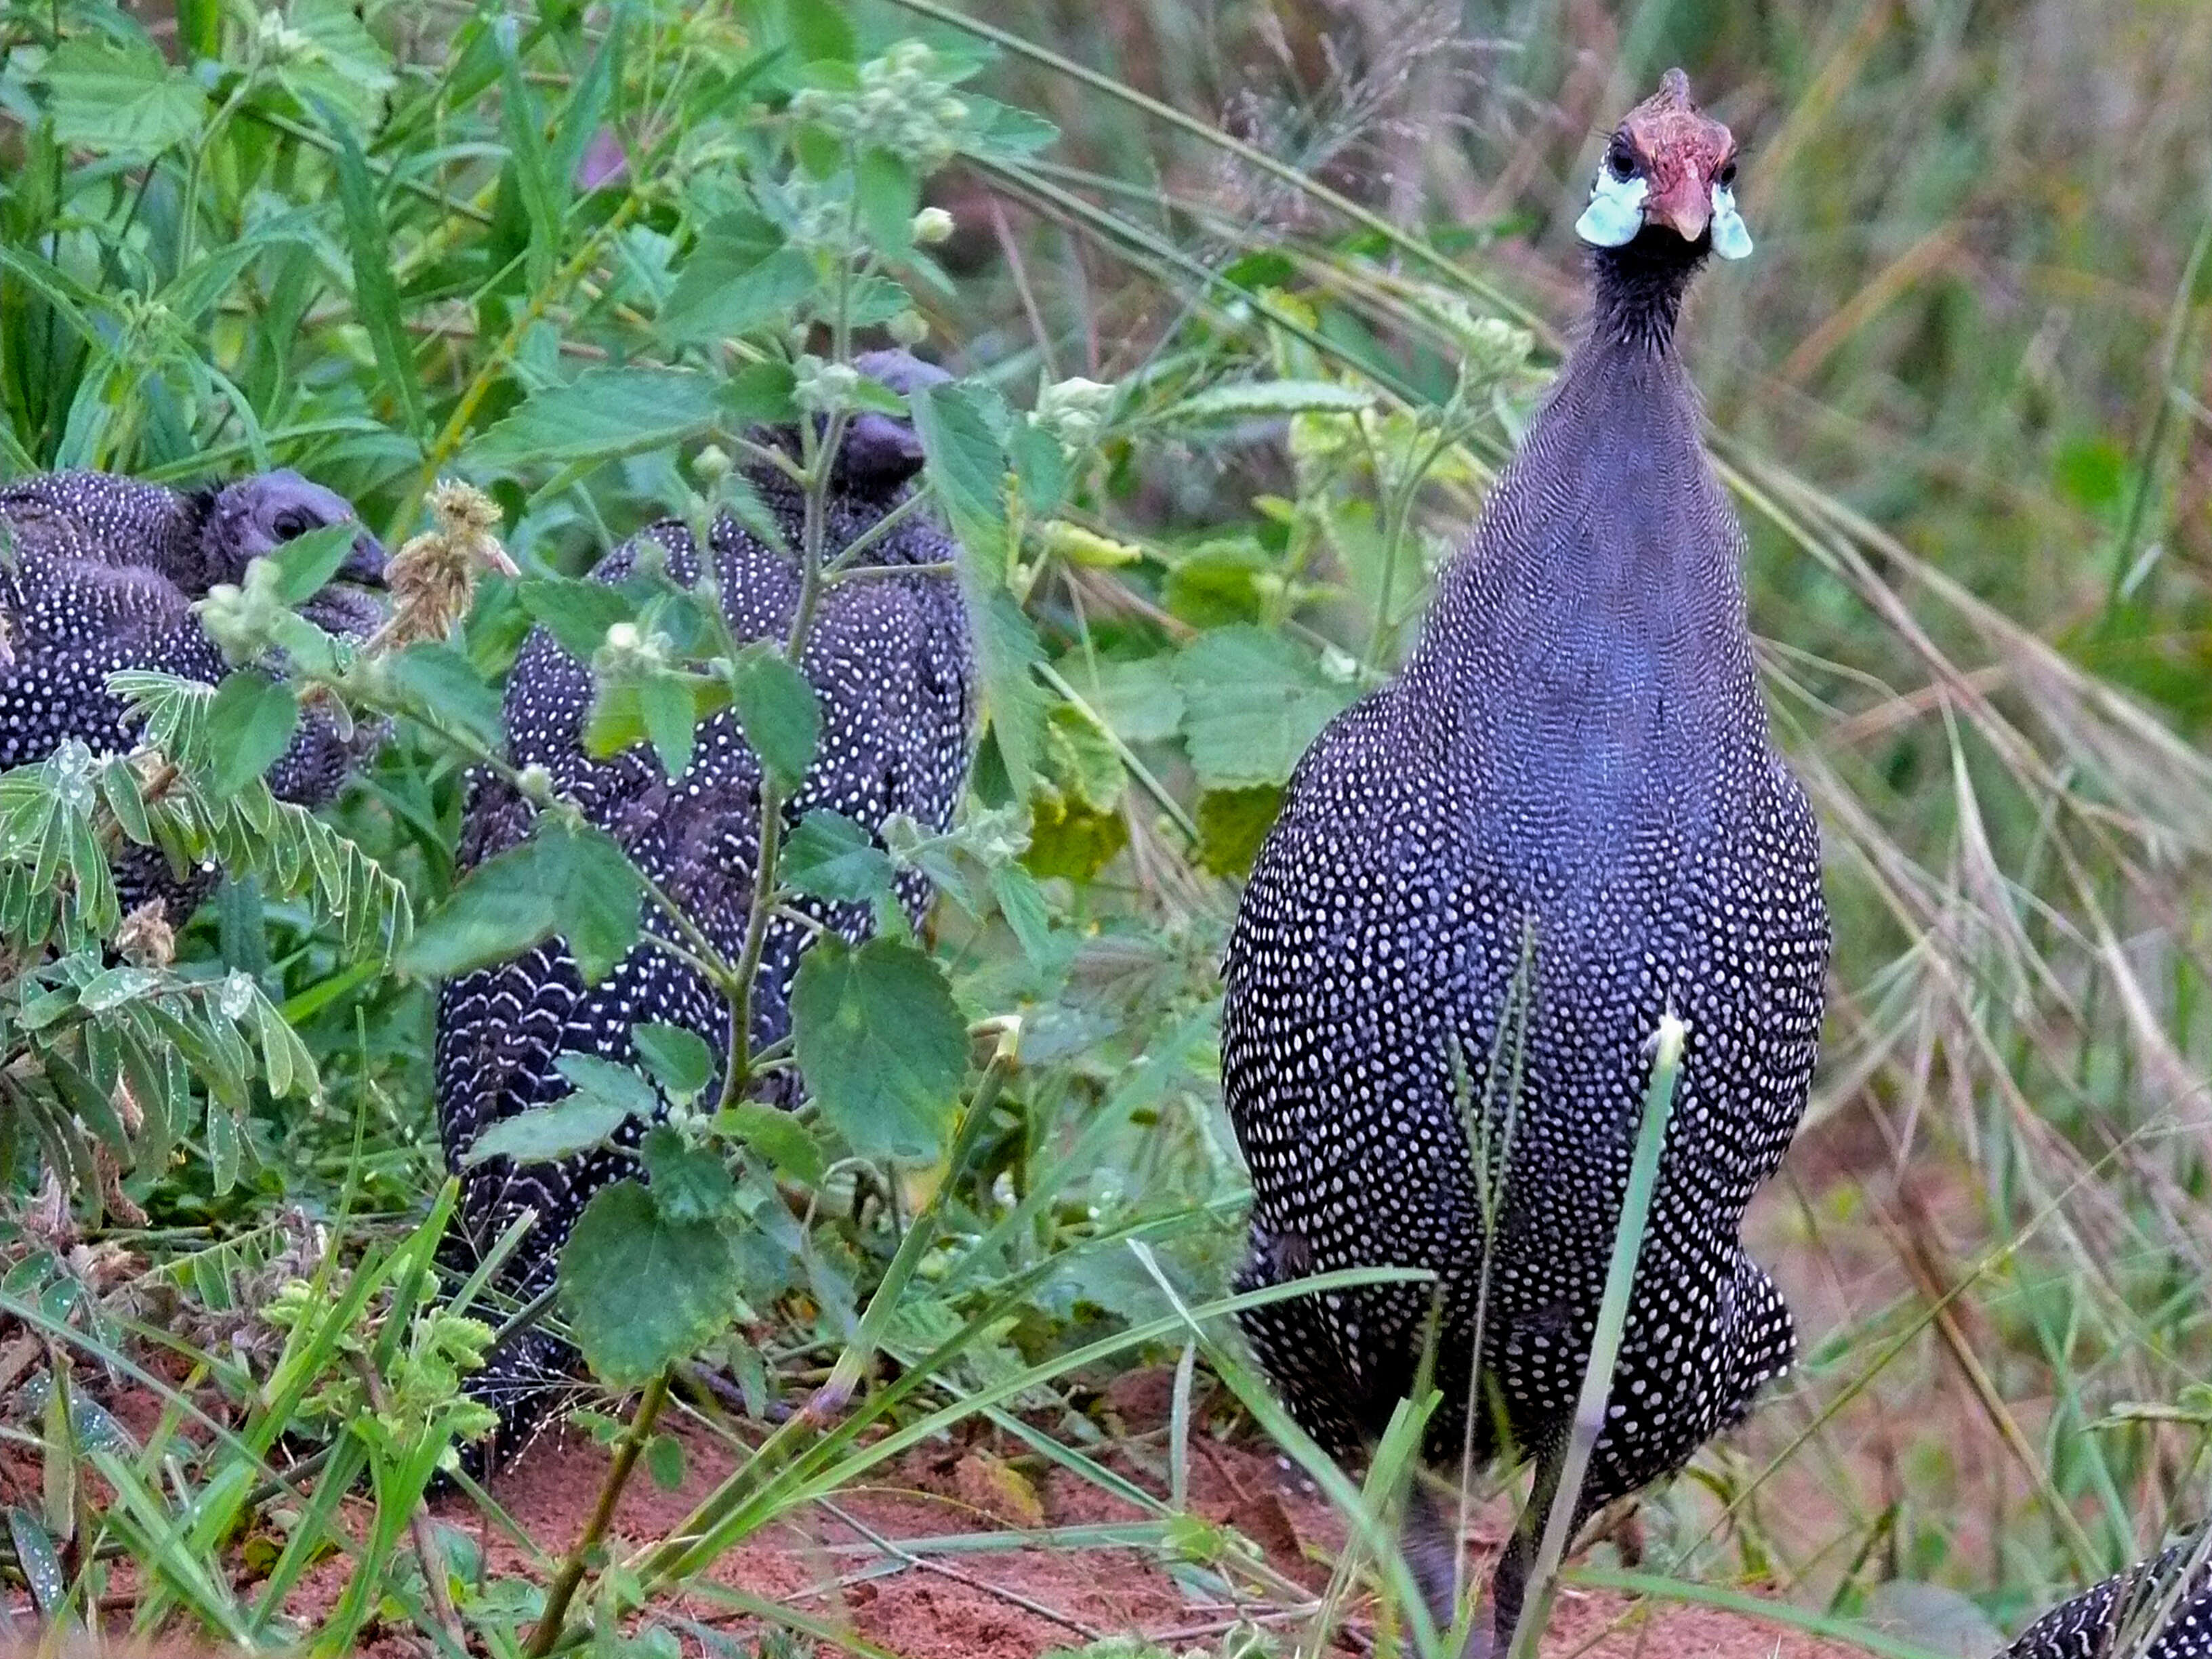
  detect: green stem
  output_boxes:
[524,1368,672,1659]
[1509,1016,1685,1659]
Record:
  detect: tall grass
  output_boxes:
[0,1,2207,1656]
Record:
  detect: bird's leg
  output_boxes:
[1486,1448,1565,1657]
[1400,1475,1469,1650]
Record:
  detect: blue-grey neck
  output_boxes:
[1399,228,1759,844]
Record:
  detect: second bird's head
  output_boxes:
[1577,68,1750,262]
[203,470,388,640]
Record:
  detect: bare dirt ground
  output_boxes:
[272,1365,1870,1659]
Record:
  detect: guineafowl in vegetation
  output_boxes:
[2002,1549,2212,1658]
[434,350,975,1462]
[0,468,386,920]
[1220,70,1828,1647]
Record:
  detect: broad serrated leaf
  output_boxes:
[634,1023,714,1098]
[519,576,635,660]
[712,1101,825,1187]
[262,523,363,607]
[1067,656,1185,744]
[1175,627,1358,789]
[401,817,643,985]
[856,146,918,255]
[791,935,966,1159]
[556,1051,662,1121]
[558,1181,740,1387]
[42,37,206,158]
[203,674,301,798]
[460,1094,630,1168]
[781,810,896,906]
[467,368,723,472]
[911,380,1010,586]
[390,641,504,751]
[726,642,819,792]
[660,232,815,347]
[784,0,855,62]
[640,1124,741,1223]
[638,673,697,778]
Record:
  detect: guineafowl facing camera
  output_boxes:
[1220,70,1828,1650]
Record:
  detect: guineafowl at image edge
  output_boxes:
[432,352,977,1467]
[2001,1549,2212,1659]
[0,468,387,921]
[1219,70,1826,1650]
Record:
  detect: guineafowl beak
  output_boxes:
[340,529,388,588]
[1643,174,1711,244]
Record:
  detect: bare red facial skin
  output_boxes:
[1615,68,1738,243]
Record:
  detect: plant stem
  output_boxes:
[1508,1015,1685,1659]
[525,1367,672,1659]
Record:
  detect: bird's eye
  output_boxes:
[1605,139,1639,181]
[1717,158,1739,188]
[272,508,310,539]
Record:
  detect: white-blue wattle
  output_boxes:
[1711,182,1753,260]
[1575,172,1648,248]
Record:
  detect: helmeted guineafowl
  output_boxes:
[2002,1549,2212,1659]
[1220,70,1828,1647]
[0,468,386,919]
[434,350,976,1462]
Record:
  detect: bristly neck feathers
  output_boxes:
[1589,226,1709,352]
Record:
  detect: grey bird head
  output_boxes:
[837,350,951,491]
[204,470,388,592]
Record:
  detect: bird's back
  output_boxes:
[433,476,974,1445]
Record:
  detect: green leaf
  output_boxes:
[556,1052,663,1121]
[638,673,697,778]
[1041,703,1124,813]
[41,37,206,159]
[961,95,1059,159]
[712,1101,825,1187]
[401,817,644,985]
[467,368,724,472]
[726,642,819,793]
[259,523,361,607]
[460,1093,631,1168]
[1066,657,1185,744]
[781,810,896,906]
[390,642,505,752]
[910,381,1010,586]
[660,215,817,346]
[856,147,918,255]
[1175,627,1358,790]
[1194,785,1284,878]
[640,1125,741,1224]
[645,1433,687,1492]
[330,115,429,443]
[783,0,855,62]
[203,674,301,798]
[558,1181,740,1387]
[1158,380,1376,425]
[791,936,967,1160]
[722,359,799,427]
[634,1023,714,1099]
[519,577,634,661]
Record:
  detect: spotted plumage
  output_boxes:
[0,467,386,918]
[1219,73,1828,1646]
[2005,1550,2212,1659]
[434,353,976,1462]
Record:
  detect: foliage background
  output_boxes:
[1,0,2209,1655]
